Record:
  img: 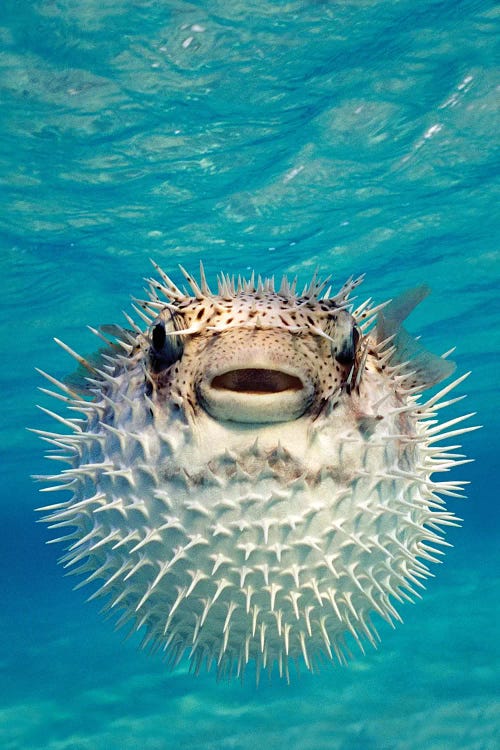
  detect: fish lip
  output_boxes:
[197,366,315,424]
[210,368,304,395]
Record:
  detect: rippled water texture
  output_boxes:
[1,1,499,748]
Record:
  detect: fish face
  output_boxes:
[36,264,475,682]
[145,289,361,426]
[195,329,316,424]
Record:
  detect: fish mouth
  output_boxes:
[211,368,303,394]
[198,367,313,424]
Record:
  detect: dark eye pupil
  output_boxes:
[335,327,359,366]
[335,340,354,365]
[152,323,166,352]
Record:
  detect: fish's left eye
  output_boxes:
[335,325,360,366]
[329,310,359,366]
[149,312,183,370]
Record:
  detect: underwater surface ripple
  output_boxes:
[1,1,499,748]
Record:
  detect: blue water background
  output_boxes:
[1,1,499,748]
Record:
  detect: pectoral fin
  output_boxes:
[64,325,135,396]
[377,286,455,390]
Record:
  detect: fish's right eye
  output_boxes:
[150,313,184,370]
[152,322,166,351]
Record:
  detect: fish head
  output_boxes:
[146,289,361,426]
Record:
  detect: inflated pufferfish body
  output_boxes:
[36,264,475,682]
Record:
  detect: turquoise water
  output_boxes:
[1,1,499,748]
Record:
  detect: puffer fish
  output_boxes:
[35,263,476,683]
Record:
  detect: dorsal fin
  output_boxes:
[377,286,455,390]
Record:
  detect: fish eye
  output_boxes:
[329,310,359,366]
[149,312,184,370]
[152,322,166,351]
[353,325,360,349]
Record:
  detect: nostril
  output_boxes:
[211,368,303,394]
